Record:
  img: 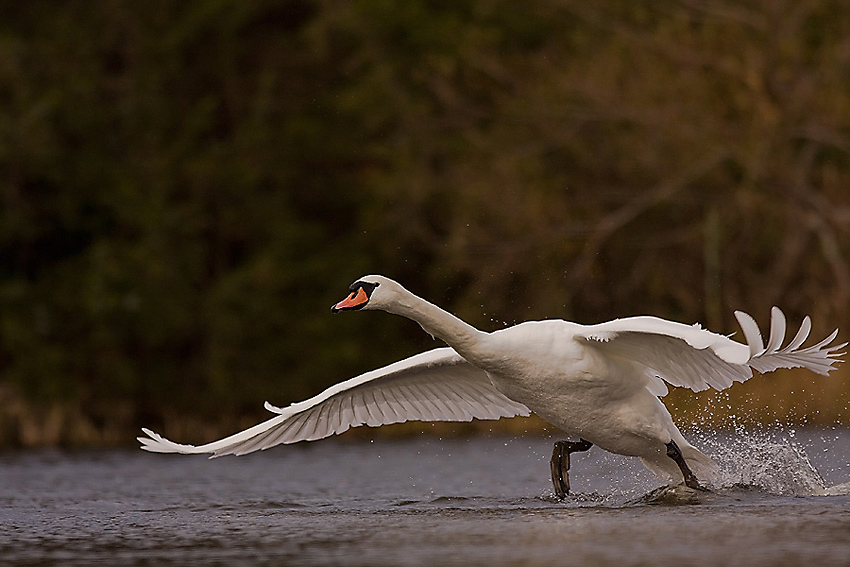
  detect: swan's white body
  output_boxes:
[140,276,844,486]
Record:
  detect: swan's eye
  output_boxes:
[349,281,379,294]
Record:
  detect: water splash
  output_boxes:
[694,427,830,496]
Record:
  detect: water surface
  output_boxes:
[2,429,850,566]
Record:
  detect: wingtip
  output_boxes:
[138,427,164,451]
[138,427,156,444]
[137,426,200,454]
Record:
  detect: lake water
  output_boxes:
[2,427,850,566]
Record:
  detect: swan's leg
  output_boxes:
[550,439,593,498]
[550,442,568,498]
[665,440,704,490]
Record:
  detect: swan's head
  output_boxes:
[331,275,404,313]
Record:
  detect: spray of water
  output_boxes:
[669,388,850,496]
[697,427,828,495]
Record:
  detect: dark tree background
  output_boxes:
[1,0,848,446]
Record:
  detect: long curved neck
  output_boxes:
[386,291,488,361]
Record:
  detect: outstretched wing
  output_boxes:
[576,307,845,395]
[138,348,530,457]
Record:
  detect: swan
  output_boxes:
[139,275,845,496]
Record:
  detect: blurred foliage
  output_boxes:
[1,0,849,445]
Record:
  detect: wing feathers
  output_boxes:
[581,307,842,394]
[139,347,530,456]
[362,390,385,426]
[734,311,765,357]
[782,316,812,353]
[372,388,398,423]
[800,329,840,353]
[765,306,786,355]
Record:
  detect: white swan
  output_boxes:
[139,275,845,495]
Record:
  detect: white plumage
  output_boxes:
[139,276,844,489]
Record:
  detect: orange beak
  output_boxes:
[332,287,369,312]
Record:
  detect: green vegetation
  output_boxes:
[1,1,848,446]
